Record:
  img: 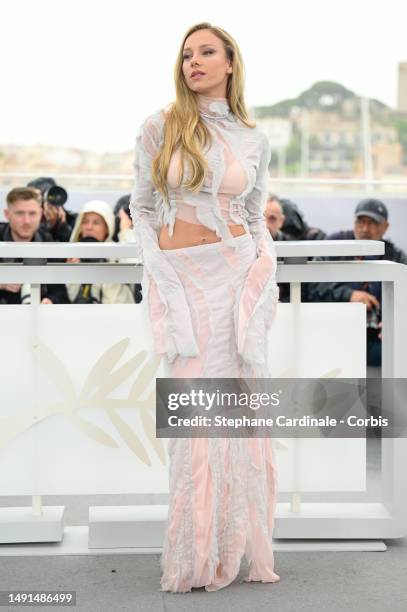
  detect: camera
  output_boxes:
[70,237,107,305]
[27,176,68,207]
[366,306,381,341]
[77,236,107,263]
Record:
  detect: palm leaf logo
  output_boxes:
[0,338,166,466]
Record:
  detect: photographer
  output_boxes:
[0,187,69,304]
[264,195,327,303]
[112,194,142,303]
[308,199,407,366]
[66,200,134,304]
[27,176,78,242]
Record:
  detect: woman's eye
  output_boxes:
[183,49,214,60]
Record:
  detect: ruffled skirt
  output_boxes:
[146,233,280,592]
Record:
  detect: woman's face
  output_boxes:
[182,29,232,98]
[80,212,108,241]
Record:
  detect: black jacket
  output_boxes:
[40,208,78,242]
[308,230,407,304]
[281,200,327,242]
[0,223,69,304]
[273,229,291,242]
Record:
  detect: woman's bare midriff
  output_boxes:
[158,217,246,250]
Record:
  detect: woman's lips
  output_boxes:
[191,73,205,79]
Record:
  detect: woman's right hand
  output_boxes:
[119,208,133,231]
[350,290,380,310]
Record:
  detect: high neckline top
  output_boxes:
[196,94,232,120]
[130,99,278,367]
[130,99,274,251]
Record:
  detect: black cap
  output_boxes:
[354,199,388,224]
[27,177,57,193]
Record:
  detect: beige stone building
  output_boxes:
[397,62,407,112]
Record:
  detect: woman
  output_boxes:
[67,199,134,304]
[130,22,280,592]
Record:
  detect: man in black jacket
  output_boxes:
[308,199,407,366]
[0,187,69,304]
[263,194,290,242]
[280,198,327,242]
[265,196,327,302]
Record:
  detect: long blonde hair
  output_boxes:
[152,22,255,200]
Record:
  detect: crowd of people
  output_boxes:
[264,193,407,366]
[0,178,142,306]
[1,178,405,367]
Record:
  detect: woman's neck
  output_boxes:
[196,93,230,119]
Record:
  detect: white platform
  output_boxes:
[87,503,395,545]
[0,525,386,555]
[0,506,64,543]
[88,504,167,548]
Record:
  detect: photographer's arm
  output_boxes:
[42,204,76,241]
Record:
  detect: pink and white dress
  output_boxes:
[130,94,280,592]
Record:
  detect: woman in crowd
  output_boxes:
[67,199,134,304]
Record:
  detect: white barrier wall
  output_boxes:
[0,302,366,496]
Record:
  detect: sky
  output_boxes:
[1,0,406,152]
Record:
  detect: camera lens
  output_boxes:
[46,185,67,207]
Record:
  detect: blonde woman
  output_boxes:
[130,23,280,592]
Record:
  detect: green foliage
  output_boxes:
[286,128,301,164]
[391,116,407,163]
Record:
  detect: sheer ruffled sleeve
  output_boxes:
[236,132,279,371]
[129,111,165,258]
[128,110,200,363]
[245,133,277,274]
